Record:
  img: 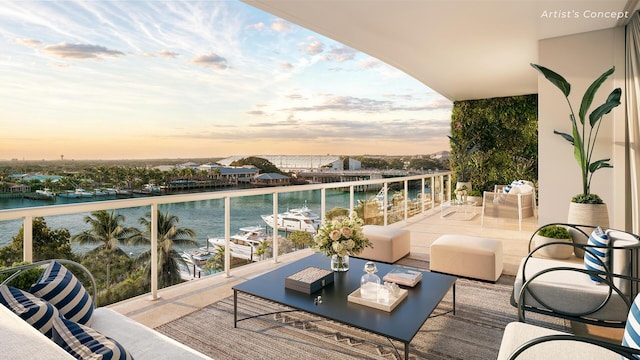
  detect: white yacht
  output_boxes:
[35,188,55,198]
[261,202,321,233]
[208,225,267,261]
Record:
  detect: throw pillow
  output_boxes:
[52,316,134,360]
[0,284,60,337]
[622,293,640,355]
[583,227,611,283]
[30,261,94,326]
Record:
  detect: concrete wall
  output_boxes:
[538,27,627,228]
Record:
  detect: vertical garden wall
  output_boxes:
[449,94,538,194]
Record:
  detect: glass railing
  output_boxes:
[0,171,451,303]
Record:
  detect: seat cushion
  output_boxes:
[513,257,628,322]
[30,261,94,326]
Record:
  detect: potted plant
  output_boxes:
[448,135,479,191]
[533,225,573,259]
[531,64,621,227]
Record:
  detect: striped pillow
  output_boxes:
[30,261,94,326]
[52,316,133,360]
[0,285,60,337]
[622,293,640,357]
[583,227,610,283]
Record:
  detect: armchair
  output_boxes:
[512,224,640,328]
[481,183,536,231]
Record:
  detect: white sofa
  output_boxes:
[0,260,213,360]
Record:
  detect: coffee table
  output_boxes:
[233,253,456,360]
[440,200,478,220]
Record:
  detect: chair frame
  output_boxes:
[511,223,640,328]
[481,184,537,231]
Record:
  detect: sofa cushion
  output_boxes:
[0,285,60,338]
[52,316,133,360]
[584,227,610,283]
[622,293,640,353]
[30,261,94,326]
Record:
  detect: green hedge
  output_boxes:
[449,94,538,192]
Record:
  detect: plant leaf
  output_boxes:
[589,88,622,126]
[579,67,615,124]
[553,130,574,145]
[589,159,613,173]
[531,64,570,97]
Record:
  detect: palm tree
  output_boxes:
[129,210,198,289]
[72,210,135,287]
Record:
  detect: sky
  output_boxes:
[0,1,452,161]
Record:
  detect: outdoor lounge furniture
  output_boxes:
[430,234,503,282]
[481,182,536,231]
[359,225,411,263]
[512,223,640,328]
[0,259,213,360]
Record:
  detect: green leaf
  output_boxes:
[579,67,615,124]
[531,64,570,97]
[589,88,622,126]
[553,130,574,145]
[589,159,613,173]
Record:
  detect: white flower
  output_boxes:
[341,227,353,238]
[329,229,342,241]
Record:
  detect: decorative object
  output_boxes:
[383,267,423,287]
[583,227,610,283]
[533,225,573,259]
[454,184,469,203]
[285,267,334,294]
[347,284,408,312]
[360,262,381,300]
[313,211,372,272]
[330,255,349,272]
[531,64,621,225]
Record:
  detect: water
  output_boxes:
[0,188,395,256]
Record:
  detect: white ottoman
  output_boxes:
[358,225,411,263]
[430,234,503,282]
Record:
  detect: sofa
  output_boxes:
[0,259,213,360]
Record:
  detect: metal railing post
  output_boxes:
[224,197,231,277]
[150,203,158,300]
[23,216,33,263]
[272,193,279,263]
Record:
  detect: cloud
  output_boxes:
[301,39,324,55]
[247,22,265,31]
[280,62,294,70]
[288,95,393,113]
[42,42,125,60]
[15,38,43,47]
[246,110,266,116]
[157,50,180,58]
[323,45,357,63]
[271,18,292,32]
[358,58,382,69]
[191,53,228,70]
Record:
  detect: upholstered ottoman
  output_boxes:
[358,225,411,263]
[430,234,503,281]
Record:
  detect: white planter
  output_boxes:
[533,234,573,260]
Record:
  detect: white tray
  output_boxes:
[347,286,408,312]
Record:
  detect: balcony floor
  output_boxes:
[109,208,539,328]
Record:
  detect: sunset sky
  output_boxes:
[0,1,452,161]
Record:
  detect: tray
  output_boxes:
[347,285,408,312]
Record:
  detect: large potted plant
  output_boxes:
[531,64,621,227]
[448,135,479,191]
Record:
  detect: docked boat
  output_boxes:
[208,225,268,261]
[261,202,321,233]
[34,188,55,199]
[180,248,217,280]
[74,188,94,197]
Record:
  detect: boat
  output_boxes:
[74,188,94,197]
[261,202,321,233]
[58,190,79,198]
[93,189,107,196]
[180,248,217,280]
[34,188,55,199]
[208,225,268,261]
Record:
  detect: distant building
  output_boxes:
[218,155,348,172]
[2,182,30,193]
[251,173,291,187]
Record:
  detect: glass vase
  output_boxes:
[331,254,349,272]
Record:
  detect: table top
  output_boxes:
[233,253,456,343]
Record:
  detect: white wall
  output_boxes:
[538,27,627,228]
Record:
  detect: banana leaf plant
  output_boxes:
[531,64,621,204]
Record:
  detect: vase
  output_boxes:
[331,254,349,272]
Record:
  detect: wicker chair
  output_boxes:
[481,184,536,231]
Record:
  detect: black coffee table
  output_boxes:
[233,253,456,360]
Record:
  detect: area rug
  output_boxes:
[156,260,569,360]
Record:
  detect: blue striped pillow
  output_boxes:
[622,293,640,357]
[30,261,94,326]
[52,316,133,360]
[583,227,610,283]
[0,285,60,337]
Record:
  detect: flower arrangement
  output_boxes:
[313,211,372,257]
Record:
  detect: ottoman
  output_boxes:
[358,225,411,263]
[430,234,503,281]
